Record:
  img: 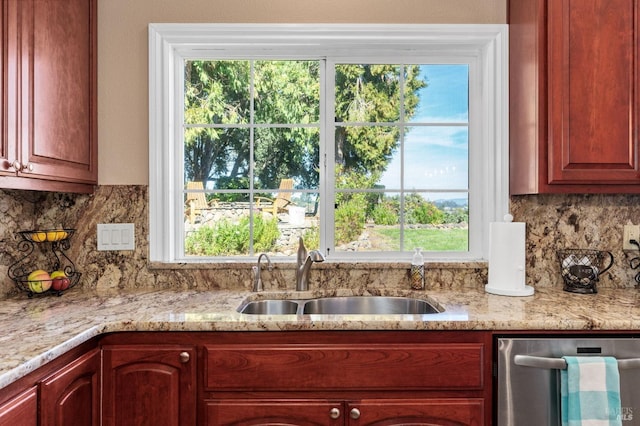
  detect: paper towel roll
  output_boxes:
[485,216,534,296]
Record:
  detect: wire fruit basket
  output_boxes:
[556,249,614,294]
[8,229,81,297]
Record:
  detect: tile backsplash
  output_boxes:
[0,186,638,298]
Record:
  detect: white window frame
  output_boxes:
[148,23,509,263]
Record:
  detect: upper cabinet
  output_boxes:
[0,0,97,193]
[509,0,640,194]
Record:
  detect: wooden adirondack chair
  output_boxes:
[185,181,217,224]
[255,179,295,217]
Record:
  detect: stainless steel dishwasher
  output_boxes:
[496,336,640,425]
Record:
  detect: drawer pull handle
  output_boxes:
[350,408,361,419]
[514,354,640,370]
[179,351,190,363]
[329,407,340,419]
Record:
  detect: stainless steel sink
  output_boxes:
[302,296,441,315]
[237,296,442,315]
[237,299,299,315]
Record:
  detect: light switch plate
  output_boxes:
[97,223,135,251]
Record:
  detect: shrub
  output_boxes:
[302,226,320,250]
[334,166,381,220]
[185,225,217,256]
[404,193,444,225]
[252,215,280,252]
[335,199,366,244]
[371,201,398,225]
[443,207,469,224]
[410,201,444,225]
[185,215,279,255]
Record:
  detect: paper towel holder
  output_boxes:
[485,267,534,296]
[485,214,535,296]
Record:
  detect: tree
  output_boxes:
[334,64,425,176]
[184,61,252,185]
[184,60,321,190]
[183,60,426,191]
[252,61,320,189]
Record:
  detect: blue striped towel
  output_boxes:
[561,356,622,426]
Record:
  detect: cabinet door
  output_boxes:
[102,345,196,426]
[0,0,8,175]
[547,0,639,185]
[0,386,37,426]
[40,348,100,426]
[0,0,18,177]
[205,399,343,426]
[18,0,97,184]
[346,399,484,426]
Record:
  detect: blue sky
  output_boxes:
[379,65,469,199]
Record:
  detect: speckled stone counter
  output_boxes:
[2,286,640,390]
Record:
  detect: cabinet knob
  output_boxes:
[329,407,340,419]
[350,408,361,419]
[11,161,33,172]
[179,351,190,363]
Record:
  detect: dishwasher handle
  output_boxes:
[514,354,640,370]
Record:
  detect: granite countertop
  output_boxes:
[1,285,640,390]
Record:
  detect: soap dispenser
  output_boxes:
[410,247,425,290]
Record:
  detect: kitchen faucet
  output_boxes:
[295,237,325,291]
[252,253,273,292]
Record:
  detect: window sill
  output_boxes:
[148,260,488,271]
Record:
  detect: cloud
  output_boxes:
[405,126,468,150]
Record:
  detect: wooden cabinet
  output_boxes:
[0,0,15,181]
[0,340,99,426]
[0,386,37,426]
[102,345,197,426]
[0,331,491,426]
[206,399,484,425]
[509,0,640,194]
[203,331,491,426]
[39,348,100,426]
[0,0,97,193]
[206,399,344,425]
[346,399,484,425]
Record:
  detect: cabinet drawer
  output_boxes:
[204,343,484,391]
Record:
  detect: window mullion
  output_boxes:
[321,58,335,256]
[399,64,406,252]
[248,60,256,255]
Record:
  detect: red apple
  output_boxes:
[50,271,71,291]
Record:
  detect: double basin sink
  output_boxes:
[237,295,443,315]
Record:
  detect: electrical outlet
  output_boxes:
[623,224,640,250]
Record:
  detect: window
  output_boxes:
[149,24,508,263]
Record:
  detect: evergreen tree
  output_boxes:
[183,60,426,191]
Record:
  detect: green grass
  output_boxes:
[371,227,468,251]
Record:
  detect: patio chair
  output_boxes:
[255,178,295,217]
[185,181,218,224]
